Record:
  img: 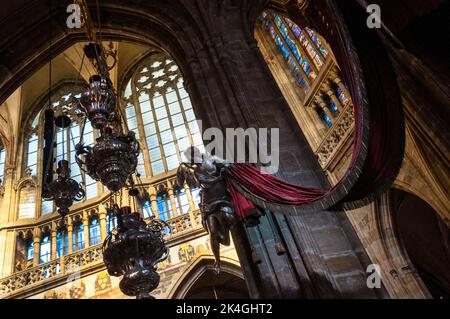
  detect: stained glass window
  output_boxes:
[316,108,332,127]
[329,101,339,116]
[337,87,350,108]
[122,52,204,178]
[25,86,101,217]
[259,11,330,96]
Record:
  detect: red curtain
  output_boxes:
[226,163,328,218]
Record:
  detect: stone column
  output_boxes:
[32,227,41,266]
[149,186,159,219]
[99,209,107,241]
[2,166,16,224]
[167,181,178,218]
[184,184,197,227]
[67,217,73,254]
[51,225,57,260]
[83,211,89,248]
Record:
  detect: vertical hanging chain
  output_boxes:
[42,0,56,193]
[75,0,111,77]
[48,0,52,111]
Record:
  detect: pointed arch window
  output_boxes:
[122,52,204,178]
[24,86,102,217]
[259,11,330,96]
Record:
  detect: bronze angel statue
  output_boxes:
[176,146,236,273]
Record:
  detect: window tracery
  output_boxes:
[122,53,204,177]
[23,86,100,218]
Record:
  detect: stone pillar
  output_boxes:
[149,186,159,219]
[159,0,385,299]
[83,211,89,248]
[51,225,57,260]
[2,166,16,224]
[167,181,178,218]
[99,209,107,241]
[184,184,197,227]
[32,227,41,266]
[67,217,73,254]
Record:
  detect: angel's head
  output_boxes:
[184,146,203,164]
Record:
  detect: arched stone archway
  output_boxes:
[168,255,249,299]
[391,188,450,299]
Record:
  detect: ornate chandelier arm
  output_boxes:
[74,142,91,174]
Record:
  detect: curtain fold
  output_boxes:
[226,163,329,217]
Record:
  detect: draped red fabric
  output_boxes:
[226,163,327,210]
[226,179,257,220]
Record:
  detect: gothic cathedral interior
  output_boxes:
[0,0,448,301]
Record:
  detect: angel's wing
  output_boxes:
[176,163,199,189]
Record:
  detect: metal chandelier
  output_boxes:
[43,0,169,299]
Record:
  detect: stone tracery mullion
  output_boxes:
[174,81,195,148]
[129,67,153,178]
